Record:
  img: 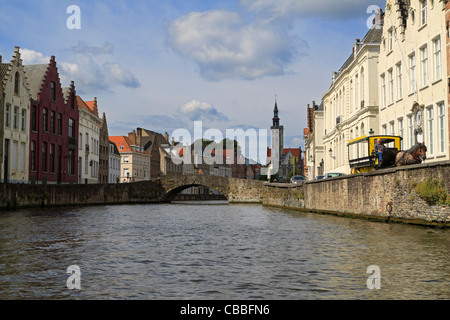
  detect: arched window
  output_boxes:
[14,72,20,94]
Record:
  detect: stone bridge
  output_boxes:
[157,175,268,203]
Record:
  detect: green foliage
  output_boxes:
[415,178,449,206]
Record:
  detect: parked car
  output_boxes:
[314,175,325,180]
[324,173,345,179]
[290,175,306,184]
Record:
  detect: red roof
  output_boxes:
[267,147,302,159]
[77,96,98,117]
[109,136,149,155]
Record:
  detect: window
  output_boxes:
[124,156,129,163]
[381,74,386,107]
[433,36,442,81]
[438,102,445,154]
[390,121,395,136]
[388,69,394,104]
[30,141,36,171]
[5,104,10,127]
[421,0,427,25]
[420,45,428,87]
[14,72,20,94]
[68,149,75,175]
[407,115,414,148]
[13,106,19,130]
[43,108,48,132]
[42,142,47,172]
[49,144,55,173]
[50,111,55,134]
[21,109,26,131]
[79,133,83,150]
[361,123,365,137]
[350,80,353,112]
[382,124,387,135]
[409,53,416,93]
[396,62,403,100]
[31,106,37,131]
[51,82,56,101]
[398,117,404,149]
[58,114,62,135]
[85,156,88,174]
[68,118,75,138]
[427,106,434,155]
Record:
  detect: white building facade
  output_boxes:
[77,96,101,184]
[1,47,31,183]
[109,140,121,183]
[378,0,449,162]
[322,26,382,175]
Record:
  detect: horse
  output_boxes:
[394,143,427,167]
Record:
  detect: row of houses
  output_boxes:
[304,0,450,179]
[0,47,267,185]
[0,47,123,184]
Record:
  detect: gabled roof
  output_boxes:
[23,64,48,100]
[109,136,149,155]
[77,96,99,118]
[267,147,302,159]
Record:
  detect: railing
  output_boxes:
[336,116,342,125]
[68,137,77,147]
[85,144,90,153]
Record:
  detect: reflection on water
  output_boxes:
[0,203,448,300]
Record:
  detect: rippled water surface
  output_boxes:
[0,203,448,300]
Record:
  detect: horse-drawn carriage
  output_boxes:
[347,135,427,174]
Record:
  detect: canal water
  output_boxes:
[0,203,448,300]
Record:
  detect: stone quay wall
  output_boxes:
[262,161,450,228]
[0,180,163,210]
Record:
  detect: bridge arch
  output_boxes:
[158,175,266,203]
[158,175,230,203]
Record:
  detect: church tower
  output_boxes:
[270,99,284,164]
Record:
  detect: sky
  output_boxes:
[0,0,386,162]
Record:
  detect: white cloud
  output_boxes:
[178,99,229,121]
[21,48,140,93]
[166,9,305,81]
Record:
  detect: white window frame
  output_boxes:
[420,45,428,87]
[432,36,442,81]
[409,52,416,94]
[396,62,403,100]
[427,105,434,156]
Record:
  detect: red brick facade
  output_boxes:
[27,56,79,184]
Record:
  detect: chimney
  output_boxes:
[165,132,169,142]
[93,97,98,116]
[172,137,175,146]
[128,130,136,144]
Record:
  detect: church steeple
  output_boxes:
[273,100,280,127]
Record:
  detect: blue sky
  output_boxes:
[0,0,386,157]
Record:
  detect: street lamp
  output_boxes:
[369,128,375,135]
[329,148,336,159]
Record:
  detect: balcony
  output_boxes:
[361,100,365,109]
[68,137,77,147]
[85,144,90,153]
[336,116,342,126]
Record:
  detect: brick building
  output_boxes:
[99,111,109,184]
[25,56,79,184]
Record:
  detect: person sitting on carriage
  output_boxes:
[374,138,386,166]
